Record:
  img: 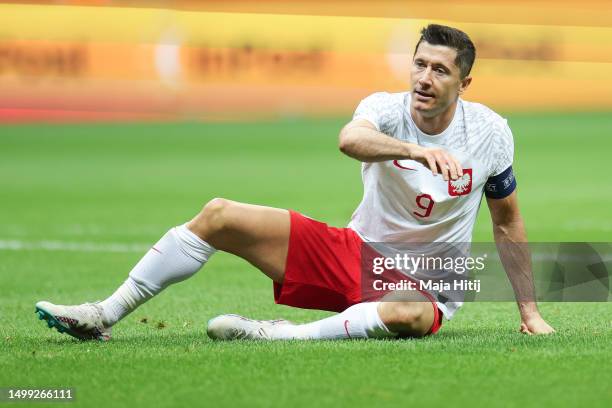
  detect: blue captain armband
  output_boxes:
[484,166,516,199]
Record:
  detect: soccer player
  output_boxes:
[35,24,554,341]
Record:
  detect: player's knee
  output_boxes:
[203,197,234,230]
[381,302,427,336]
[390,303,423,325]
[203,197,231,214]
[189,197,234,237]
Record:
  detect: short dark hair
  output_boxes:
[414,24,476,78]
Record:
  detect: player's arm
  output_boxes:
[338,119,462,181]
[486,191,555,335]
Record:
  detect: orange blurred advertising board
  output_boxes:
[0,2,611,121]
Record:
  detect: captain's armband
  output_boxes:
[484,166,516,199]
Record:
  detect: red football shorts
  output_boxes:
[273,210,443,335]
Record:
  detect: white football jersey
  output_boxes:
[348,91,515,318]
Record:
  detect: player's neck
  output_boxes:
[410,102,457,136]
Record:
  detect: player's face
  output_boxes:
[410,41,472,118]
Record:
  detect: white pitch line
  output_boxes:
[1,239,610,262]
[0,239,149,253]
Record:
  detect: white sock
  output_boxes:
[99,224,215,326]
[270,302,397,340]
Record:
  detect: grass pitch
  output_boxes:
[0,113,611,407]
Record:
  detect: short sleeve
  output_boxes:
[490,120,515,177]
[484,119,516,199]
[352,92,401,136]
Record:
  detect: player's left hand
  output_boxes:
[519,314,555,335]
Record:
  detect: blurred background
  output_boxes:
[1,0,611,122]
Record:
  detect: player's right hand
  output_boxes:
[407,144,463,181]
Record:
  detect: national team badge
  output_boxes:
[448,168,472,196]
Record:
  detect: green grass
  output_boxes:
[0,113,611,408]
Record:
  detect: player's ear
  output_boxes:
[458,76,472,94]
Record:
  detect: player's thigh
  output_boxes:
[377,290,435,337]
[188,199,290,283]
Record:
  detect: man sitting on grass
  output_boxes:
[35,24,554,341]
